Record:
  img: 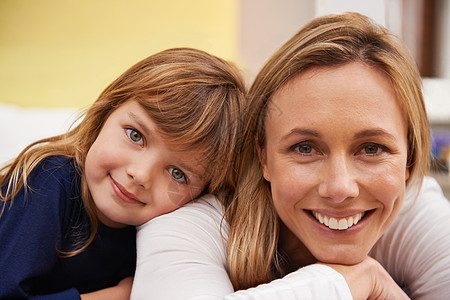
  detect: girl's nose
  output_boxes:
[126,159,154,189]
[318,155,359,203]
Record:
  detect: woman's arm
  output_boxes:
[371,176,450,299]
[80,277,133,300]
[323,257,409,300]
[131,194,353,300]
[131,194,234,299]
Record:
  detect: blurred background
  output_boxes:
[1,0,449,194]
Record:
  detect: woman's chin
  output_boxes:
[314,250,366,266]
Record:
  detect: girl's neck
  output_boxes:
[278,222,316,272]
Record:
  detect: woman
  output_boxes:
[131,13,450,299]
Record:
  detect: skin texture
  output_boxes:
[81,277,134,300]
[85,100,208,228]
[260,62,410,266]
[323,257,409,300]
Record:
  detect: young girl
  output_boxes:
[0,48,245,299]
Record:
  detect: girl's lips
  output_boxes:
[109,175,144,205]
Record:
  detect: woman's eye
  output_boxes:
[293,142,315,155]
[365,144,379,154]
[298,144,312,153]
[169,167,187,184]
[126,128,144,145]
[361,143,387,156]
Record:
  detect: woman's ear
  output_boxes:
[405,166,410,182]
[256,137,271,182]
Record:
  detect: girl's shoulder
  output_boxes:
[27,155,80,190]
[17,155,82,214]
[32,154,81,195]
[33,155,77,176]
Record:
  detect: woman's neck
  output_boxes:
[278,222,316,272]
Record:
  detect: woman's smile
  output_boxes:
[309,210,369,230]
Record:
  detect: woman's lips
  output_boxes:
[109,175,144,205]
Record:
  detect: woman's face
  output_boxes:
[260,62,409,265]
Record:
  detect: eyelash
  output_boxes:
[290,142,390,157]
[291,142,320,156]
[126,128,144,146]
[168,167,188,184]
[358,143,390,156]
[125,128,190,184]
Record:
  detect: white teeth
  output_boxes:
[329,218,338,229]
[348,216,354,226]
[338,219,348,230]
[312,211,365,230]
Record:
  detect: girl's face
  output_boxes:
[260,62,409,265]
[85,100,208,227]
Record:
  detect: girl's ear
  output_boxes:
[256,136,271,182]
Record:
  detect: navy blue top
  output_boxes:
[0,156,136,299]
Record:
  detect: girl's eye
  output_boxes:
[126,128,144,145]
[169,167,187,184]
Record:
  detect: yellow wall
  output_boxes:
[0,0,238,108]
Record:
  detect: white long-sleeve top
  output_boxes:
[131,176,450,299]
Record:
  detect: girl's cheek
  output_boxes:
[165,182,202,207]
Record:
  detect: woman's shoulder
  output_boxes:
[147,194,223,220]
[403,176,449,210]
[137,194,228,237]
[184,194,225,215]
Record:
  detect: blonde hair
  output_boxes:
[226,12,430,289]
[1,47,246,256]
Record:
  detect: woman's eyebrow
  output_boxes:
[281,128,321,141]
[354,129,396,141]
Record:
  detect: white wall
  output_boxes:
[238,0,315,83]
[436,0,450,78]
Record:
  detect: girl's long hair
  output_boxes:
[1,47,246,256]
[226,12,430,289]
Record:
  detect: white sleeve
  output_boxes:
[371,176,450,300]
[131,194,352,300]
[131,194,233,299]
[223,265,351,300]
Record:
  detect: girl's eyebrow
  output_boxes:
[128,112,151,137]
[178,161,204,180]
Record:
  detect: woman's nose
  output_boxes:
[318,155,359,203]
